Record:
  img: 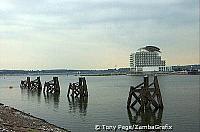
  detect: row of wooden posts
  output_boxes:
[20,77,88,98]
[20,75,163,112]
[20,75,163,126]
[20,77,60,93]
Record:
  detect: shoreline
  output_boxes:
[0,71,199,77]
[0,103,68,132]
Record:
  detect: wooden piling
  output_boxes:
[154,76,164,108]
[127,87,133,108]
[72,83,76,97]
[83,78,88,97]
[53,77,60,93]
[27,77,31,89]
[144,76,148,88]
[67,83,72,97]
[37,77,42,90]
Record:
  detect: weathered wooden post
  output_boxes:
[144,75,148,88]
[20,80,26,88]
[43,81,47,93]
[67,83,72,97]
[72,83,76,97]
[37,77,42,90]
[27,77,31,89]
[79,78,82,87]
[53,77,60,93]
[79,78,84,98]
[141,76,149,110]
[127,86,133,108]
[83,77,88,97]
[154,76,164,108]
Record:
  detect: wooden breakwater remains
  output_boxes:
[20,76,60,94]
[127,75,163,111]
[20,76,88,97]
[43,77,60,93]
[67,77,88,116]
[67,77,88,98]
[127,75,164,126]
[20,77,42,91]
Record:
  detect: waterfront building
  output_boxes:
[130,46,171,72]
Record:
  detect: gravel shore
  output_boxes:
[0,103,68,132]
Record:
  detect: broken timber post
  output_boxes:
[154,76,164,108]
[43,77,60,94]
[67,83,72,97]
[127,75,163,111]
[20,78,29,89]
[82,78,88,97]
[27,77,31,89]
[53,77,60,93]
[67,77,88,98]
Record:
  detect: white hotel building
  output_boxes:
[130,46,172,72]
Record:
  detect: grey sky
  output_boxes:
[0,0,199,70]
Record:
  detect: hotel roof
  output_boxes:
[140,46,161,52]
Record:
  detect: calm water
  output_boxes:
[0,75,199,132]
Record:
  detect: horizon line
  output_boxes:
[0,63,200,71]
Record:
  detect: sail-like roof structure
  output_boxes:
[140,46,161,52]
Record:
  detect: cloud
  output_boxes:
[1,0,198,27]
[0,0,199,69]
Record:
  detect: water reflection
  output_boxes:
[21,88,42,103]
[127,107,163,127]
[43,92,60,109]
[67,96,88,116]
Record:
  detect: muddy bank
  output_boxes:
[0,103,69,132]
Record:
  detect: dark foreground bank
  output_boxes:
[0,103,68,132]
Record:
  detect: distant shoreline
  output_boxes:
[0,72,199,77]
[79,73,127,76]
[1,64,199,76]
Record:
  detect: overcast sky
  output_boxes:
[0,0,199,70]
